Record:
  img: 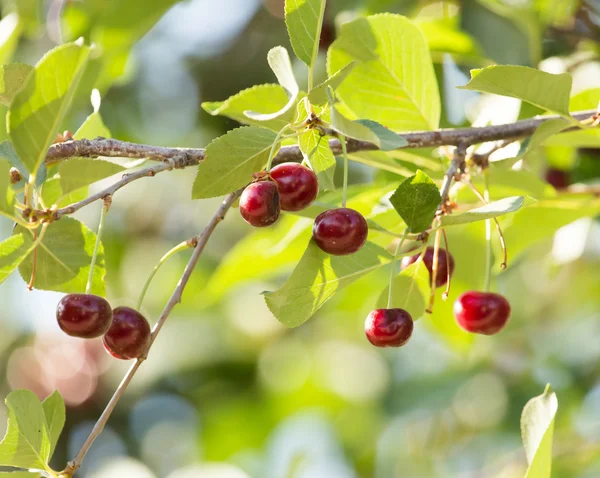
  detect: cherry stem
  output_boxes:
[483,170,492,292]
[85,197,111,295]
[136,240,192,311]
[441,228,451,300]
[427,228,442,312]
[387,229,409,309]
[266,125,291,172]
[26,223,49,291]
[340,134,349,207]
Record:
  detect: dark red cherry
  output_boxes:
[453,291,511,335]
[401,247,455,288]
[103,307,151,360]
[312,207,368,255]
[365,308,414,347]
[544,168,569,190]
[270,162,319,211]
[56,294,113,339]
[239,180,280,227]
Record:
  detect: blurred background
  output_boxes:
[0,0,599,477]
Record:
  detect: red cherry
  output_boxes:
[453,291,511,335]
[239,180,280,227]
[56,294,113,338]
[365,308,414,347]
[270,162,319,211]
[103,307,151,360]
[312,207,368,255]
[401,247,455,288]
[544,168,569,190]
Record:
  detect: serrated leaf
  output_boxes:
[459,66,572,118]
[354,119,408,151]
[0,159,15,217]
[308,62,356,105]
[285,0,326,67]
[265,240,392,327]
[17,217,105,295]
[0,390,51,470]
[58,159,124,195]
[328,14,440,131]
[390,171,441,233]
[441,196,527,227]
[521,385,558,478]
[245,47,299,122]
[8,42,91,176]
[41,391,65,458]
[376,260,431,320]
[0,64,34,107]
[0,234,34,285]
[192,126,277,199]
[298,129,335,190]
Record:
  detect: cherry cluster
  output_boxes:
[56,294,151,360]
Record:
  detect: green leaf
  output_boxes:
[569,87,600,111]
[74,90,111,140]
[390,171,441,233]
[14,0,43,37]
[17,217,106,295]
[521,385,558,478]
[459,66,572,117]
[0,159,15,217]
[202,84,294,131]
[308,62,356,105]
[192,126,277,199]
[349,151,413,177]
[0,234,34,285]
[58,159,124,195]
[0,142,27,180]
[441,196,527,227]
[41,391,65,458]
[298,129,336,190]
[377,260,431,320]
[0,472,41,477]
[354,119,408,151]
[265,240,392,327]
[328,14,440,131]
[329,100,380,144]
[0,64,34,107]
[245,47,299,122]
[285,0,326,67]
[40,177,87,209]
[524,118,570,154]
[0,390,51,470]
[8,42,91,176]
[543,129,600,148]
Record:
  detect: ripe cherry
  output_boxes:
[103,307,151,360]
[453,291,511,335]
[365,308,414,347]
[544,168,569,190]
[312,207,368,255]
[401,247,455,288]
[56,294,113,339]
[270,162,319,211]
[239,180,280,227]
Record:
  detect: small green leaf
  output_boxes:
[41,391,65,458]
[265,240,392,328]
[192,126,277,199]
[15,0,43,37]
[524,118,570,154]
[354,119,408,151]
[329,100,380,144]
[390,171,441,233]
[0,234,34,285]
[0,159,15,217]
[17,217,106,295]
[441,196,527,227]
[544,129,600,148]
[58,159,124,195]
[349,151,413,177]
[308,62,356,105]
[298,129,335,190]
[0,64,34,107]
[285,0,326,67]
[459,66,572,118]
[40,176,87,209]
[521,385,558,478]
[245,47,299,122]
[74,90,111,140]
[0,142,28,180]
[377,260,431,320]
[8,42,91,176]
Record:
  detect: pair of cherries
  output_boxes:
[239,163,369,256]
[56,294,151,360]
[365,247,512,347]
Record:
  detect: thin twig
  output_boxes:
[439,142,468,209]
[61,189,242,477]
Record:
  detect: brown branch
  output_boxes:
[62,189,242,477]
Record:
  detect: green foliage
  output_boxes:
[285,0,326,68]
[521,385,557,478]
[440,196,526,227]
[308,62,356,105]
[0,64,33,107]
[0,159,15,218]
[377,260,431,320]
[298,129,336,190]
[58,159,124,196]
[390,171,441,233]
[0,14,22,66]
[0,234,34,285]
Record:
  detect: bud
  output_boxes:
[9,167,21,184]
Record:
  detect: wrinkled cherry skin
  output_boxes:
[270,162,319,211]
[454,291,511,335]
[239,181,280,227]
[312,207,368,255]
[365,308,414,347]
[545,168,569,190]
[103,307,151,360]
[401,247,455,288]
[56,294,113,338]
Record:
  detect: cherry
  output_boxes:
[401,247,455,288]
[365,308,414,347]
[270,162,319,211]
[239,180,280,227]
[544,168,569,190]
[56,294,113,339]
[312,207,368,255]
[453,291,511,335]
[103,307,151,360]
